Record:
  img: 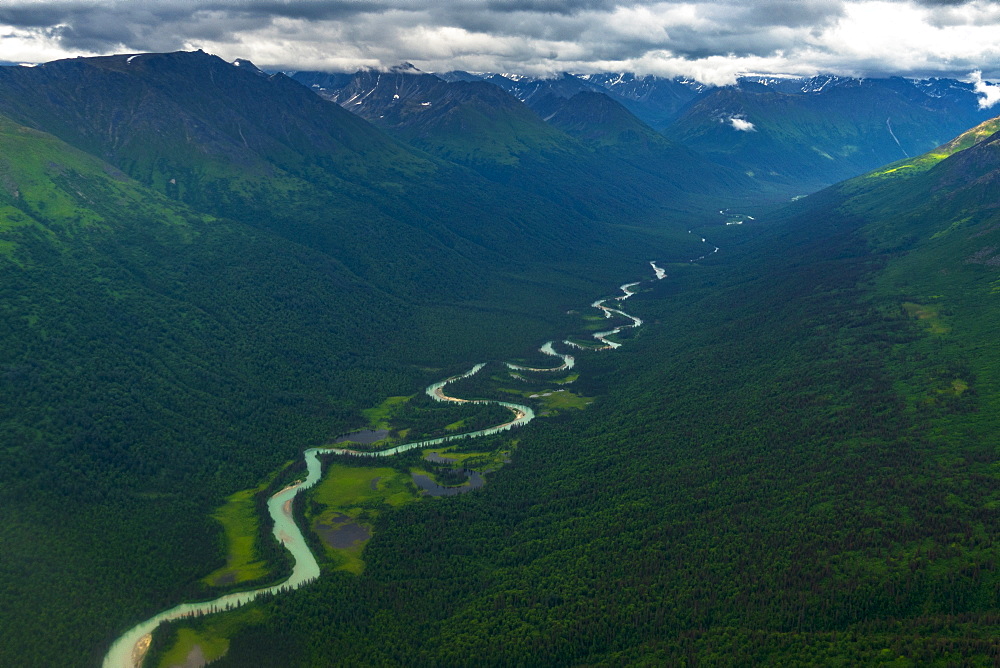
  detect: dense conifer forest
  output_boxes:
[158,122,1000,666]
[2,50,1000,666]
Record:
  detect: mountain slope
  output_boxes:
[483,71,608,107]
[664,76,994,190]
[482,69,706,128]
[199,114,1000,666]
[0,112,427,667]
[0,56,700,666]
[532,90,674,147]
[533,90,771,201]
[578,72,707,129]
[293,67,574,165]
[293,66,775,221]
[0,52,649,303]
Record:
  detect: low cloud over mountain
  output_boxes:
[1,0,999,83]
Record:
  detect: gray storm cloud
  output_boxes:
[0,0,998,82]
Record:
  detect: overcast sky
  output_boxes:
[1,0,999,84]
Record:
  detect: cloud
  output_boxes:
[482,0,621,14]
[729,116,756,131]
[969,69,1000,108]
[0,0,998,82]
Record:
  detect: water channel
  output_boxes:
[103,264,665,668]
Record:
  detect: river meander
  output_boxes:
[103,263,666,668]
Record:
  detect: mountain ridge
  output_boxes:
[290,64,780,215]
[5,48,1000,667]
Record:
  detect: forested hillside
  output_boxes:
[0,53,702,667]
[167,118,1000,664]
[0,51,646,290]
[4,48,1000,667]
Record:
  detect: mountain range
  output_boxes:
[290,65,767,219]
[2,50,1000,666]
[296,65,994,193]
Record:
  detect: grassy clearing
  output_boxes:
[497,386,537,399]
[202,472,285,588]
[498,385,592,413]
[423,443,513,471]
[581,313,609,331]
[444,418,468,431]
[154,628,229,668]
[153,606,265,668]
[583,321,610,331]
[902,302,950,335]
[361,395,411,429]
[307,464,420,574]
[537,389,593,411]
[311,464,416,509]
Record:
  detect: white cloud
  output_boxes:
[969,69,1000,108]
[0,0,999,82]
[0,26,96,63]
[729,116,756,131]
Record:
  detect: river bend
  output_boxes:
[104,263,668,668]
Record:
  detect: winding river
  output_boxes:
[506,341,575,373]
[103,264,668,668]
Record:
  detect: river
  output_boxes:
[103,266,660,668]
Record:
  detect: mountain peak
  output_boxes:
[232,58,267,76]
[391,62,422,74]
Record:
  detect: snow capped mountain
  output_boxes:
[915,77,978,100]
[665,74,994,189]
[579,73,709,127]
[287,62,992,195]
[290,65,450,117]
[435,70,483,83]
[582,72,708,96]
[798,75,849,93]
